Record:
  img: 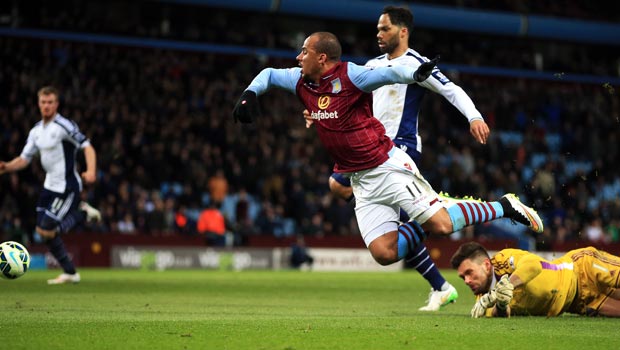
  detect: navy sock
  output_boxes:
[399,209,410,222]
[397,221,427,260]
[46,235,76,274]
[58,210,87,234]
[406,245,446,291]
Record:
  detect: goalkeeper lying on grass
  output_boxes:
[450,241,620,317]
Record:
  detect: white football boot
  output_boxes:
[80,201,102,223]
[47,273,81,285]
[419,284,459,311]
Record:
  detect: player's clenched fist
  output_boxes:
[303,109,314,128]
[414,55,440,82]
[232,90,261,124]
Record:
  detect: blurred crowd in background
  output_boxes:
[1,1,619,248]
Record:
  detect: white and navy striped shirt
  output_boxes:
[20,113,91,193]
[366,48,483,155]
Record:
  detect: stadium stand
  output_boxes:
[1,1,619,251]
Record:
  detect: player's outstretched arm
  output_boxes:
[0,157,29,175]
[232,90,261,124]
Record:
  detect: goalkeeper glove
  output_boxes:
[494,274,514,310]
[232,90,261,123]
[414,55,440,82]
[471,291,496,318]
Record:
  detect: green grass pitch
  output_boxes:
[1,269,617,349]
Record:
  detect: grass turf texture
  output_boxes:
[1,269,616,350]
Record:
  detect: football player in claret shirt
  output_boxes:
[233,31,542,277]
[327,6,490,311]
[451,241,620,317]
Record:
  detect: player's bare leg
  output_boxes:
[368,231,399,265]
[420,209,454,235]
[368,220,427,265]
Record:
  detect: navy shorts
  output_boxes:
[330,172,351,187]
[36,188,80,228]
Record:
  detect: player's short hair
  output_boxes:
[383,6,413,32]
[450,241,490,269]
[311,32,342,62]
[38,86,60,99]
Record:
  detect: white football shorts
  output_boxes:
[349,147,443,246]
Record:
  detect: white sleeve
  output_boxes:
[20,129,38,162]
[420,70,484,123]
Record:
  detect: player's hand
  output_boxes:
[81,171,96,185]
[471,291,496,318]
[414,55,440,82]
[303,109,314,128]
[470,119,490,144]
[232,90,261,124]
[494,274,514,309]
[0,161,5,175]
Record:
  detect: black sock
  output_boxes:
[46,235,76,274]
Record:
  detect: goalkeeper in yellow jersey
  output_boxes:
[450,242,620,317]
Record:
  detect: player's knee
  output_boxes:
[368,231,400,265]
[329,177,353,200]
[36,226,57,239]
[369,246,398,266]
[37,216,58,238]
[372,252,398,266]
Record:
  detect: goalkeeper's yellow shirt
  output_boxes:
[490,249,577,317]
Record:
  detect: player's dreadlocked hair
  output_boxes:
[311,32,342,62]
[383,6,413,33]
[450,241,491,269]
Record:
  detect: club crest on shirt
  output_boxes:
[318,95,330,109]
[331,78,342,93]
[403,163,412,171]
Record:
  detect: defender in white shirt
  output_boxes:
[328,6,490,311]
[0,86,101,285]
